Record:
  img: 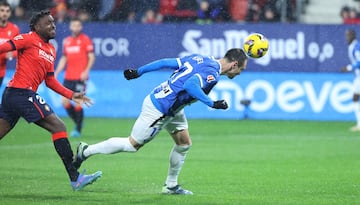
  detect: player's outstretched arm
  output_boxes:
[124,58,179,80]
[183,75,228,110]
[0,40,16,54]
[45,73,94,107]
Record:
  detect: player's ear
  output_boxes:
[34,24,40,31]
[232,61,238,70]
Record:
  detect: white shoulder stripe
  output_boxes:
[195,73,203,87]
[176,58,182,67]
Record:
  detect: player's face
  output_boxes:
[36,15,56,41]
[70,20,82,36]
[226,59,247,79]
[0,6,11,23]
[346,31,356,45]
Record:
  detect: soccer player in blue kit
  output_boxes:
[73,48,248,194]
[341,29,360,131]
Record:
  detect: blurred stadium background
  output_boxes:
[3,0,360,122]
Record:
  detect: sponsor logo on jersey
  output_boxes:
[38,49,55,64]
[65,45,81,54]
[207,75,215,83]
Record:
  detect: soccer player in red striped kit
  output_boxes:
[0,10,101,191]
[0,1,19,87]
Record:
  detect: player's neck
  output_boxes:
[218,59,229,74]
[36,32,50,43]
[0,20,8,27]
[72,32,81,37]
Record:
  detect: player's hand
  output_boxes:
[6,52,13,60]
[80,71,89,81]
[124,69,139,80]
[71,92,93,107]
[212,100,228,109]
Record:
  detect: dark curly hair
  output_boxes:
[29,10,51,31]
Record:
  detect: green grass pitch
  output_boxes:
[0,118,359,205]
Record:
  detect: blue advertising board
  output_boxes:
[2,23,357,121]
[0,70,354,121]
[7,23,358,73]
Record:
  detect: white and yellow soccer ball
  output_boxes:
[243,33,269,58]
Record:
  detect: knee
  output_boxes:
[56,120,66,132]
[174,144,192,154]
[50,117,66,133]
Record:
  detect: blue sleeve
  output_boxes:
[183,75,214,107]
[352,44,360,69]
[352,61,360,69]
[137,58,179,75]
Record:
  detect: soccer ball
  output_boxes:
[243,33,269,58]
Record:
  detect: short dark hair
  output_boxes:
[0,1,10,8]
[29,10,51,31]
[347,29,356,37]
[224,48,248,67]
[70,17,82,23]
[0,1,11,8]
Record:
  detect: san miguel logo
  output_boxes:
[38,49,55,64]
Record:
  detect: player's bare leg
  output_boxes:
[0,118,14,140]
[35,113,67,133]
[162,129,193,195]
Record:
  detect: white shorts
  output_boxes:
[354,76,360,94]
[130,95,188,145]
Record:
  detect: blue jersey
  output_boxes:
[348,39,360,71]
[139,54,221,116]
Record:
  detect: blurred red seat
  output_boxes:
[229,0,248,21]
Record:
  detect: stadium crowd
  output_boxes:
[339,0,360,24]
[5,0,301,24]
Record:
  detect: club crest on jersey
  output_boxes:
[13,35,23,40]
[0,38,8,44]
[207,75,215,83]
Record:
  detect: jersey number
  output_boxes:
[36,95,46,104]
[170,62,193,84]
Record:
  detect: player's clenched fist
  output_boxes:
[212,100,228,109]
[124,69,139,80]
